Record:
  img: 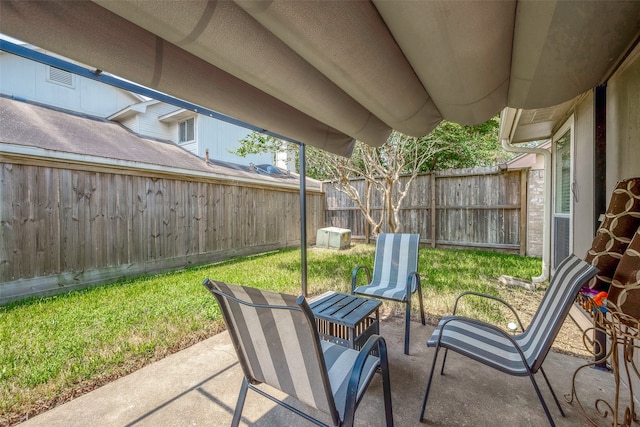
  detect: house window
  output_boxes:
[552,117,574,268]
[47,66,74,88]
[554,130,572,215]
[178,118,195,143]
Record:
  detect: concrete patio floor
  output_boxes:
[19,316,621,426]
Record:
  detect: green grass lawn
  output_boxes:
[0,244,541,424]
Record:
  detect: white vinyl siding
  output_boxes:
[180,141,198,155]
[137,112,172,140]
[123,103,175,141]
[198,115,272,164]
[0,52,139,117]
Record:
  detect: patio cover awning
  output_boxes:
[1,1,639,157]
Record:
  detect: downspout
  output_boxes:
[499,108,551,283]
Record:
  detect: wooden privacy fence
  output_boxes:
[0,159,323,304]
[323,167,527,253]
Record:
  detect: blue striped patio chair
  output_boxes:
[352,233,425,355]
[202,279,394,427]
[419,254,598,426]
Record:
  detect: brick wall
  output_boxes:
[527,169,545,257]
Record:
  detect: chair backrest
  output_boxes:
[517,254,598,372]
[371,233,420,290]
[202,280,340,425]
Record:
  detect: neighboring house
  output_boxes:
[0,95,306,190]
[0,44,274,168]
[0,95,217,176]
[0,44,141,117]
[107,100,274,165]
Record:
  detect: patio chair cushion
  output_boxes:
[208,281,334,414]
[353,233,420,300]
[428,316,531,375]
[352,233,425,355]
[421,254,598,426]
[428,254,598,375]
[321,340,380,420]
[203,280,394,426]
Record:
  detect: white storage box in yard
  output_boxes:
[316,227,351,250]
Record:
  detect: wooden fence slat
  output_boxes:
[0,164,15,280]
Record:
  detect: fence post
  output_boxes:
[431,173,436,248]
[365,179,370,243]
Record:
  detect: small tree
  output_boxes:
[232,117,502,237]
[306,132,447,235]
[416,116,503,171]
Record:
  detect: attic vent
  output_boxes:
[47,66,74,87]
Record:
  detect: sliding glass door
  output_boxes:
[552,119,574,268]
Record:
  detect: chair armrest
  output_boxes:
[344,334,388,422]
[452,291,525,331]
[406,271,420,298]
[351,266,371,292]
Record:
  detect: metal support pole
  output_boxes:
[299,144,308,297]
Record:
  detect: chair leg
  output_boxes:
[527,370,556,427]
[417,284,426,325]
[419,345,441,421]
[404,298,411,355]
[540,367,565,417]
[439,348,449,375]
[231,377,249,427]
[379,340,394,427]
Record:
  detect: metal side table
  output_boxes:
[309,291,381,350]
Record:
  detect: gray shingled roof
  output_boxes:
[0,95,213,173]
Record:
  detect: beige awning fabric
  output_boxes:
[1,0,639,157]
